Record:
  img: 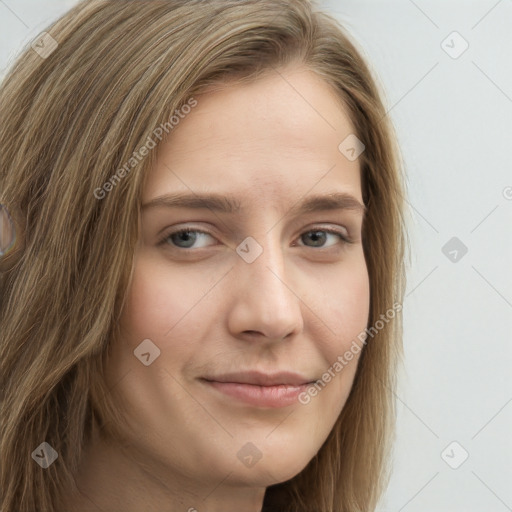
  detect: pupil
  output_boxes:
[305,231,326,247]
[173,231,196,248]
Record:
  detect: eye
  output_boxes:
[158,226,352,251]
[159,228,216,249]
[296,228,351,249]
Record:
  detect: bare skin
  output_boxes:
[65,64,370,512]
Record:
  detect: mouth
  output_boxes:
[199,371,315,408]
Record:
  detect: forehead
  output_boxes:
[144,66,363,207]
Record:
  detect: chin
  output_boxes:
[225,450,313,488]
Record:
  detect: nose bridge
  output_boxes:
[229,231,304,340]
[238,231,287,292]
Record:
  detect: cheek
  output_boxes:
[339,270,371,339]
[119,256,211,343]
[311,257,370,388]
[107,257,213,417]
[316,256,370,346]
[288,261,370,457]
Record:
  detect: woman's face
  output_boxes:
[108,66,370,493]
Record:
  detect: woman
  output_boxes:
[0,1,408,511]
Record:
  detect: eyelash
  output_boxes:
[157,226,353,251]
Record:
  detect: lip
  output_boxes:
[200,371,315,408]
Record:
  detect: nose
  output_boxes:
[226,237,304,343]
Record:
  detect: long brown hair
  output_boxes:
[0,1,409,511]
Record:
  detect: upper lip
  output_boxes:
[201,371,314,387]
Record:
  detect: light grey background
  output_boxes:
[1,1,511,511]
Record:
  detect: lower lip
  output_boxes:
[202,380,310,408]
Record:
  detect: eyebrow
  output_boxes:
[141,191,366,216]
